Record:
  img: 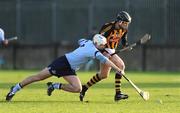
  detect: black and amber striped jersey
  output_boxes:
[99,21,128,49]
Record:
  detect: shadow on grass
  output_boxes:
[1,99,179,104]
[0,100,114,105]
[0,82,179,89]
[0,100,80,103]
[0,100,127,105]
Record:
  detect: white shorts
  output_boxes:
[105,48,115,54]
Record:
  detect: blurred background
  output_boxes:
[0,0,180,71]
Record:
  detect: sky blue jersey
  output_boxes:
[0,28,5,42]
[65,39,108,71]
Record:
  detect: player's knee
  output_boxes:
[117,64,125,71]
[73,87,82,93]
[122,65,125,70]
[114,60,125,70]
[72,85,82,92]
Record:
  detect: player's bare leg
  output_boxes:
[80,53,128,101]
[6,68,52,101]
[80,63,111,101]
[110,54,128,101]
[47,76,82,96]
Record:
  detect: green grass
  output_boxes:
[0,70,180,113]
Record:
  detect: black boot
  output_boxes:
[79,85,88,101]
[114,93,128,101]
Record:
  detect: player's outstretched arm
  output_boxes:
[95,51,124,74]
[105,59,125,75]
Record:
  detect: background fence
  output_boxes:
[0,0,180,71]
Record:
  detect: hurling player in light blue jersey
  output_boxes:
[0,28,8,46]
[6,34,125,101]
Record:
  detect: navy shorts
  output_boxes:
[48,55,76,78]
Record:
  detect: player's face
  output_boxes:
[116,21,130,30]
[97,44,106,50]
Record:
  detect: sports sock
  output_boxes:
[84,73,101,91]
[53,83,62,89]
[115,71,123,94]
[12,83,22,94]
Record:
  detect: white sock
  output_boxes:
[12,83,22,94]
[53,83,61,89]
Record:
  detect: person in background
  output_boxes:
[0,28,8,46]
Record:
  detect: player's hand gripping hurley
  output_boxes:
[0,36,18,46]
[7,36,18,42]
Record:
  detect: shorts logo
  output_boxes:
[51,70,57,75]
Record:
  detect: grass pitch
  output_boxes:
[0,70,179,113]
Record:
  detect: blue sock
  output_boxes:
[12,83,22,94]
[53,83,62,89]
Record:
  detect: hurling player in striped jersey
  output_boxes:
[80,11,132,102]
